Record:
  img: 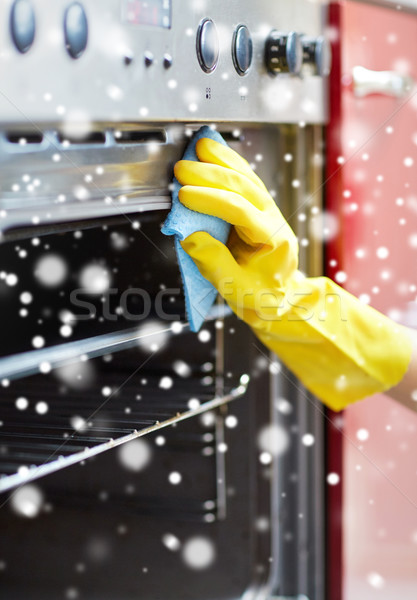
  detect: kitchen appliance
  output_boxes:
[0,1,331,598]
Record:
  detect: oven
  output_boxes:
[0,1,330,599]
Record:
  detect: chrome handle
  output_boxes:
[352,65,414,98]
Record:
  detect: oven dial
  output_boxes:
[10,0,36,54]
[302,36,332,76]
[264,30,303,75]
[64,2,88,59]
[196,18,219,73]
[232,25,253,75]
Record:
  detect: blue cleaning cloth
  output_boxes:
[161,126,231,332]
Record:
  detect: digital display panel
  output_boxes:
[122,0,171,29]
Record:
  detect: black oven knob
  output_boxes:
[264,30,302,75]
[196,18,219,73]
[10,0,35,54]
[302,35,332,76]
[64,2,88,59]
[232,25,253,75]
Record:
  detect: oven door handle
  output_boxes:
[352,65,414,98]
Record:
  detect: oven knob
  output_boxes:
[302,36,332,77]
[163,53,173,69]
[10,0,35,54]
[264,30,303,75]
[196,18,219,73]
[232,25,253,75]
[64,2,88,59]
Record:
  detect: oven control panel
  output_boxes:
[0,0,330,123]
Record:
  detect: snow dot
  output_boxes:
[376,247,389,259]
[359,294,371,304]
[225,415,238,428]
[162,533,181,552]
[10,485,44,518]
[275,398,293,414]
[102,386,112,397]
[182,537,216,570]
[309,211,339,242]
[118,439,152,472]
[409,234,417,248]
[169,471,182,485]
[32,336,45,349]
[284,153,293,162]
[20,292,32,304]
[335,271,347,283]
[198,330,211,343]
[15,397,29,410]
[259,452,272,465]
[302,433,315,446]
[39,361,51,374]
[367,572,385,589]
[35,401,49,415]
[6,273,18,286]
[137,320,170,353]
[35,254,68,287]
[357,428,369,441]
[171,321,183,334]
[410,390,417,401]
[55,361,94,390]
[386,126,394,134]
[269,362,281,374]
[327,472,340,485]
[200,411,215,427]
[258,424,290,457]
[155,436,165,446]
[404,157,414,167]
[292,179,300,188]
[188,398,200,410]
[79,264,111,294]
[60,324,73,338]
[159,376,173,390]
[173,360,191,378]
[70,415,87,432]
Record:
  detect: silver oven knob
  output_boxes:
[302,35,332,77]
[264,30,303,75]
[196,18,219,73]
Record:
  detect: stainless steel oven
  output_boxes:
[0,1,330,598]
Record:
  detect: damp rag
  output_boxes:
[161,126,231,332]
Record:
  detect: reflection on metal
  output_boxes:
[353,65,414,98]
[0,377,249,494]
[0,125,180,235]
[0,306,233,382]
[0,196,171,234]
[0,325,185,381]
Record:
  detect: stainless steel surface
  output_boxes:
[352,64,414,97]
[0,0,329,597]
[0,0,329,124]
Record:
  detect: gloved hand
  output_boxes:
[174,137,412,411]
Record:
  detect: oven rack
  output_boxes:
[0,374,249,494]
[0,306,232,382]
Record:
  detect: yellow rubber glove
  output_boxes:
[174,137,412,411]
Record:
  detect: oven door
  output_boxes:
[0,122,326,600]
